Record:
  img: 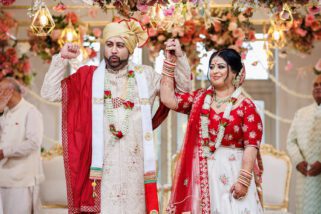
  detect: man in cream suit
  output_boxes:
[0,77,44,214]
[287,75,321,214]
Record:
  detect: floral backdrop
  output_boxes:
[0,11,32,85]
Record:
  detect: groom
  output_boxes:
[41,18,191,213]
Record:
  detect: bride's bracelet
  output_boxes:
[237,169,252,188]
[162,60,176,78]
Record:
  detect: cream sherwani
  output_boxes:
[41,54,191,213]
[287,103,321,214]
[0,98,44,214]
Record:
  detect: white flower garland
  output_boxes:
[201,87,242,158]
[104,69,135,140]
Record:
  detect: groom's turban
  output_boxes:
[103,18,149,54]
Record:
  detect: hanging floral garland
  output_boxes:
[0,0,15,6]
[144,16,205,73]
[28,12,100,63]
[0,10,17,41]
[232,0,312,13]
[285,12,321,53]
[203,7,256,54]
[0,46,33,85]
[0,11,32,85]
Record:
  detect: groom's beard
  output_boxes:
[105,55,129,70]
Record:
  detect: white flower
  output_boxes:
[183,103,190,109]
[242,125,248,132]
[188,96,194,102]
[209,128,217,136]
[177,96,183,103]
[229,115,235,122]
[213,115,221,121]
[228,22,238,31]
[228,134,233,141]
[249,131,257,139]
[237,110,244,117]
[233,125,240,133]
[247,114,255,122]
[16,42,31,57]
[258,123,263,131]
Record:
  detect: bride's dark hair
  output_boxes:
[208,48,243,75]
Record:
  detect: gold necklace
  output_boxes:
[214,93,231,108]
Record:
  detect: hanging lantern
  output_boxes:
[267,24,286,49]
[272,4,293,31]
[58,20,80,47]
[30,1,55,36]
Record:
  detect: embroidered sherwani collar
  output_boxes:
[106,64,129,78]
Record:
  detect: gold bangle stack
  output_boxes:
[238,169,252,188]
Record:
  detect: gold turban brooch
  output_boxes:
[103,18,149,54]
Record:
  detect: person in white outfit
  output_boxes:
[0,77,44,214]
[287,75,321,214]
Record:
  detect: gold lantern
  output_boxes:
[58,20,81,47]
[267,24,286,49]
[30,1,55,36]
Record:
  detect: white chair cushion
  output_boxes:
[262,155,288,205]
[40,156,67,205]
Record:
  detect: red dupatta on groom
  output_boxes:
[61,65,161,213]
[61,65,100,213]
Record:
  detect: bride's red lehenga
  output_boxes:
[166,88,264,214]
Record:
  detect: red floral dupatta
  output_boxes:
[167,89,211,213]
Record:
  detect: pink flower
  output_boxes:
[184,21,196,35]
[92,28,102,38]
[0,0,15,6]
[305,14,315,27]
[65,12,78,24]
[180,36,192,44]
[140,15,150,25]
[293,19,303,28]
[137,0,149,13]
[232,28,245,39]
[307,5,321,15]
[314,30,321,40]
[163,5,175,16]
[235,39,243,48]
[248,30,256,41]
[295,28,307,37]
[148,28,158,37]
[88,8,98,18]
[23,61,31,72]
[53,2,66,13]
[284,61,293,72]
[311,21,321,31]
[228,22,238,31]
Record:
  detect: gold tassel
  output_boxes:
[91,179,97,198]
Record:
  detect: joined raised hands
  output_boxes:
[164,38,183,63]
[60,43,80,59]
